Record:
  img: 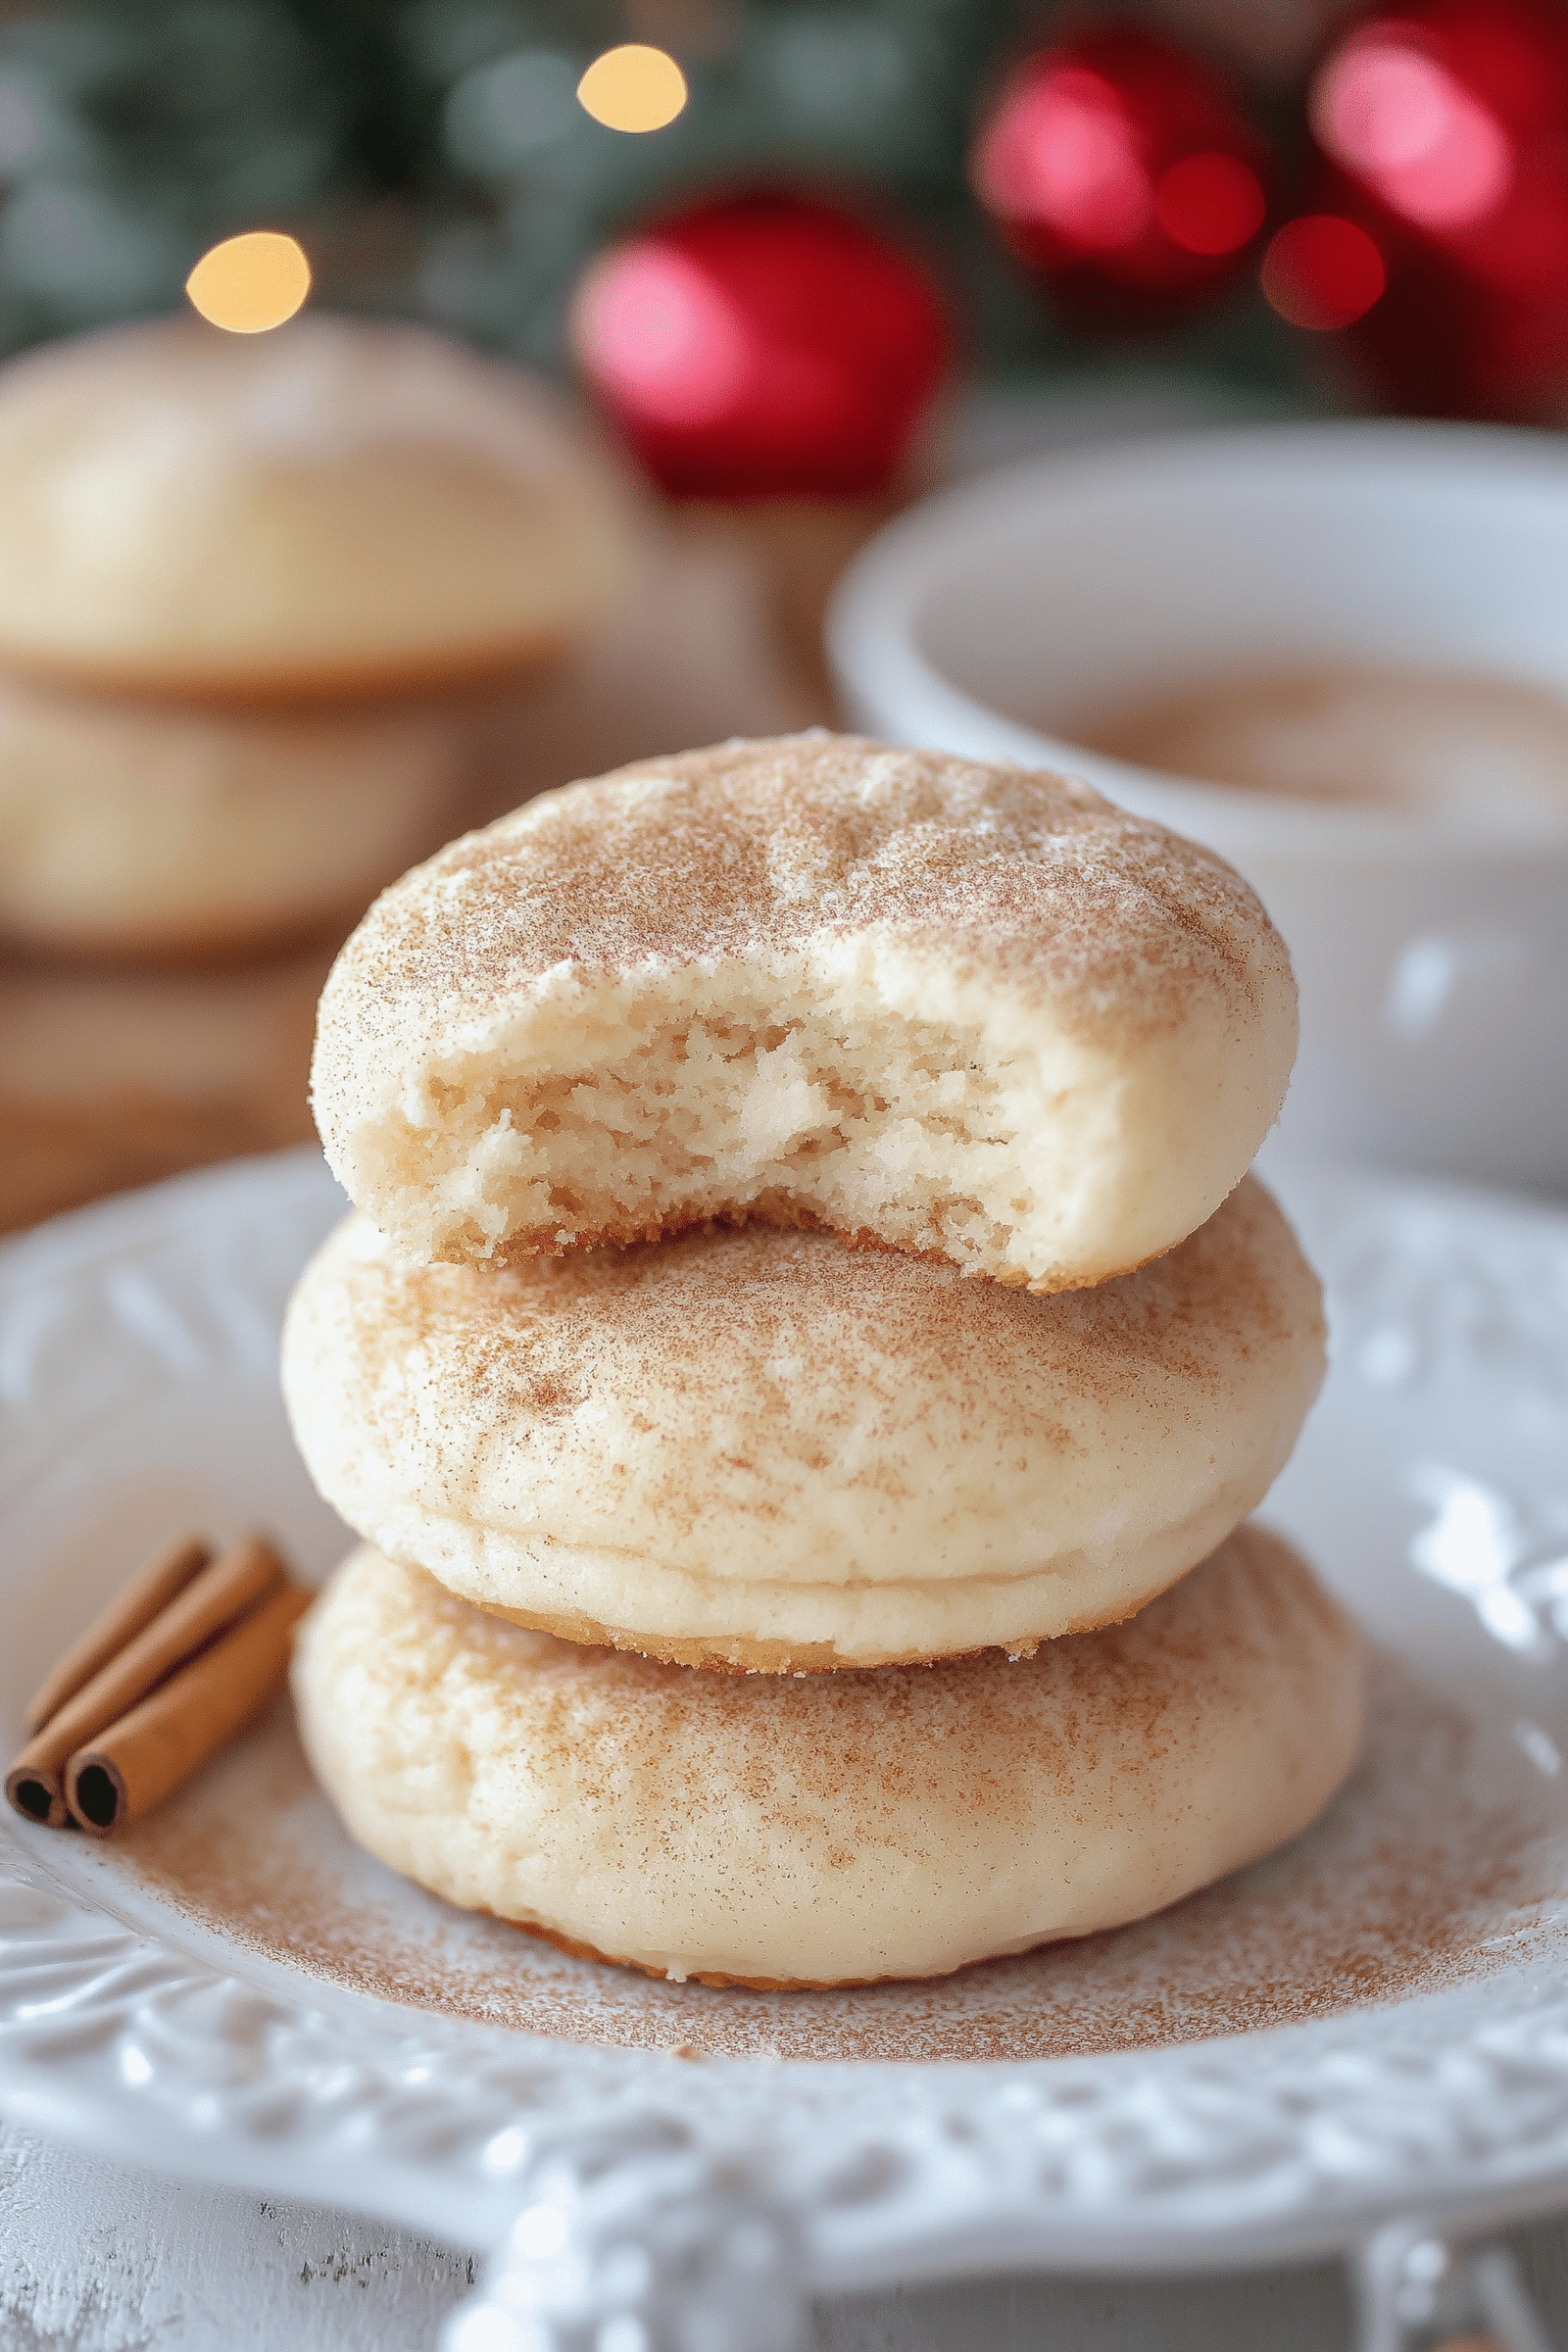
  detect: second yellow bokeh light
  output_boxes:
[577,43,688,133]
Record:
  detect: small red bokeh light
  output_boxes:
[1261,215,1388,328]
[1155,152,1267,256]
[971,29,1269,316]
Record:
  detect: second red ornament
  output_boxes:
[971,25,1271,324]
[1289,0,1568,419]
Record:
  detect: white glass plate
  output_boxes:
[3,1149,1568,2348]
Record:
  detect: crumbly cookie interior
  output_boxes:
[356,969,1128,1289]
[315,737,1300,1287]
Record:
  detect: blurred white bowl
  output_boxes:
[828,421,1568,1190]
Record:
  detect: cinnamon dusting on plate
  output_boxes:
[120,1651,1556,2064]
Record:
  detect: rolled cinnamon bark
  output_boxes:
[65,1582,312,1836]
[24,1533,211,1733]
[6,1534,285,1826]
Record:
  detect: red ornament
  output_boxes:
[970,26,1269,322]
[1278,0,1568,417]
[569,193,948,500]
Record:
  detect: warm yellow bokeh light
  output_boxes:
[185,231,311,333]
[576,43,688,133]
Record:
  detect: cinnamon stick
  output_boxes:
[24,1534,211,1734]
[6,1534,286,1827]
[65,1582,311,1837]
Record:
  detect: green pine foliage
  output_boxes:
[0,0,1016,357]
[0,0,1301,395]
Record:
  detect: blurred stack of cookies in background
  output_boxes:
[0,311,639,1232]
[0,308,838,1237]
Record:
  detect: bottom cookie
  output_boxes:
[293,1526,1364,1988]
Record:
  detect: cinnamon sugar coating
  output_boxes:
[281,1175,1325,1667]
[291,1529,1365,1986]
[312,733,1298,1292]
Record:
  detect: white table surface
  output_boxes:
[6,2113,1568,2351]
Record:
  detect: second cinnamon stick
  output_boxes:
[24,1534,212,1735]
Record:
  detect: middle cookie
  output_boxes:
[283,1175,1323,1670]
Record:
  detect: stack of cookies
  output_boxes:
[0,311,632,1232]
[284,733,1364,1989]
